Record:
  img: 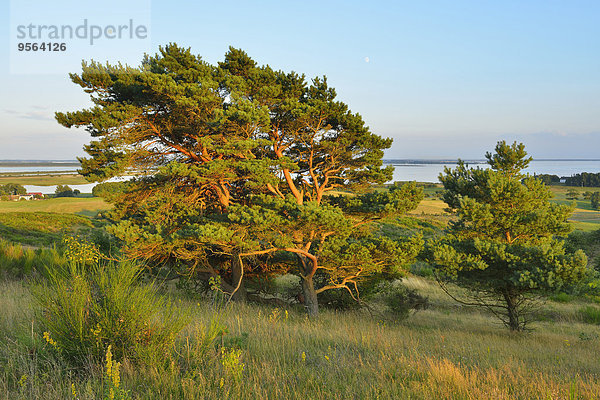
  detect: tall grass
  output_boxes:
[0,238,66,278]
[579,305,600,325]
[1,277,600,399]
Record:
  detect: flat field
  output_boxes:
[0,197,109,216]
[0,173,88,186]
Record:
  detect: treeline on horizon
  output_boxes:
[534,172,600,187]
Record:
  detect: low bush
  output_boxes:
[592,192,600,210]
[35,243,188,367]
[92,181,130,200]
[317,277,429,320]
[550,292,573,303]
[373,280,430,319]
[578,306,600,325]
[317,286,363,311]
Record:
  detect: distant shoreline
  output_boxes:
[0,161,80,167]
[383,159,600,165]
[2,159,600,168]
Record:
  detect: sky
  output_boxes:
[1,0,600,160]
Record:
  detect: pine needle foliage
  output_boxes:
[429,141,588,331]
[56,44,424,316]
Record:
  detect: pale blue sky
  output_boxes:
[1,0,600,159]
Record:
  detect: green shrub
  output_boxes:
[88,227,120,256]
[591,192,600,211]
[0,183,26,195]
[375,281,429,319]
[550,292,573,303]
[316,285,363,311]
[566,189,580,200]
[317,276,429,318]
[55,184,74,197]
[36,255,188,367]
[92,181,130,200]
[579,306,600,325]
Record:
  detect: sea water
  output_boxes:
[2,160,600,193]
[388,159,600,183]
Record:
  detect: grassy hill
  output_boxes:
[0,276,598,399]
[0,197,110,246]
[0,176,598,398]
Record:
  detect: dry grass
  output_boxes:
[1,277,599,399]
[410,199,449,216]
[0,197,110,215]
[0,174,88,186]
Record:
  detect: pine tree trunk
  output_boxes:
[301,274,319,317]
[503,291,520,331]
[212,256,246,302]
[297,254,319,317]
[229,254,247,302]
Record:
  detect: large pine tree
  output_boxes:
[56,44,423,316]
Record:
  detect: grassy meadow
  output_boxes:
[0,174,599,399]
[0,197,109,216]
[0,198,109,246]
[547,186,600,231]
[0,212,95,246]
[0,173,88,186]
[1,275,599,400]
[0,174,109,246]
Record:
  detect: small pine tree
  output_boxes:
[429,141,588,331]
